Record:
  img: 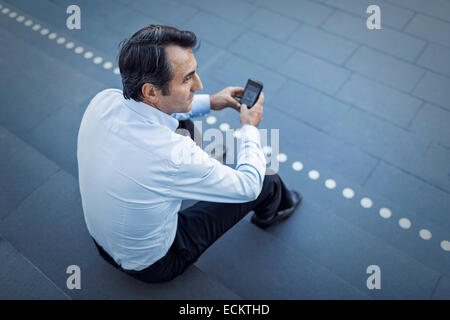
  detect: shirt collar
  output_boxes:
[122,97,179,132]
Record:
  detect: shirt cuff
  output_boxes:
[191,94,211,117]
[240,124,261,145]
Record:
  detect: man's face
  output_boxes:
[156,45,203,114]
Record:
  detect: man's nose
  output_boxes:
[193,73,203,91]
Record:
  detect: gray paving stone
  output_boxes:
[337,74,423,128]
[194,41,229,76]
[413,71,450,110]
[287,24,358,65]
[25,94,96,178]
[211,53,287,97]
[388,0,450,23]
[324,0,415,30]
[184,0,256,24]
[267,80,351,133]
[0,237,68,299]
[331,107,431,170]
[266,160,450,277]
[195,219,370,299]
[258,107,378,186]
[77,0,164,37]
[365,162,450,230]
[432,276,450,299]
[403,143,450,194]
[279,50,351,94]
[242,7,300,41]
[0,5,122,88]
[263,200,441,299]
[181,11,243,48]
[409,103,450,148]
[131,0,198,28]
[0,126,60,220]
[345,46,425,92]
[405,14,450,48]
[417,43,450,77]
[0,170,241,299]
[201,100,377,186]
[323,10,426,62]
[5,0,128,55]
[229,31,294,69]
[254,0,333,26]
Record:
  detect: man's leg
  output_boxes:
[129,170,293,283]
[176,171,294,265]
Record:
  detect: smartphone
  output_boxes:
[240,79,263,108]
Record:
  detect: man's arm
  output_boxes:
[171,94,211,121]
[167,125,267,203]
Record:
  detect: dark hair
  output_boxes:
[118,25,198,101]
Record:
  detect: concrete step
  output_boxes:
[0,164,242,299]
[194,216,371,299]
[0,236,69,299]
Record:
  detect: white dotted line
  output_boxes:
[216,118,450,252]
[3,5,120,77]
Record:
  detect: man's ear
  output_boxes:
[141,83,158,103]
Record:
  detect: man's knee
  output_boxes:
[258,170,280,198]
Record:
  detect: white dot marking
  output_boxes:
[262,146,272,155]
[74,46,84,54]
[103,62,113,69]
[48,32,57,40]
[113,67,120,75]
[219,123,230,131]
[65,42,74,49]
[342,188,354,199]
[16,16,25,22]
[379,208,392,219]
[56,37,66,44]
[24,19,33,27]
[441,240,450,252]
[206,116,217,125]
[84,51,93,59]
[308,170,320,180]
[40,28,49,35]
[419,229,432,240]
[93,56,103,64]
[32,24,41,31]
[9,11,17,18]
[277,153,287,163]
[360,197,373,208]
[292,161,303,171]
[325,179,336,189]
[399,218,411,229]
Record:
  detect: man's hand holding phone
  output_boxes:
[240,91,264,128]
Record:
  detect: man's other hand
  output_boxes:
[210,86,244,112]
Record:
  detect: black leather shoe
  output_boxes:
[251,190,302,229]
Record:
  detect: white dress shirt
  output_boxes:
[77,89,266,271]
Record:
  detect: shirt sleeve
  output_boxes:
[171,94,211,121]
[168,125,267,203]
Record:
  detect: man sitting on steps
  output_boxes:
[77,24,302,283]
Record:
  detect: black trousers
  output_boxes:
[93,120,293,283]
